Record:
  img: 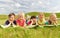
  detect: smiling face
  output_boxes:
[50,14,57,21]
[38,13,45,20]
[32,18,37,23]
[18,13,25,20]
[9,15,15,21]
[8,13,15,21]
[30,16,37,24]
[19,14,24,20]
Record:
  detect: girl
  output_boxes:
[45,13,57,25]
[1,13,17,28]
[37,13,46,25]
[16,12,26,27]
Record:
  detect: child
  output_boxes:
[16,12,26,27]
[27,16,37,25]
[45,13,57,25]
[37,13,46,25]
[1,13,17,28]
[26,16,38,28]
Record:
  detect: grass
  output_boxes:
[0,26,60,38]
[26,12,60,18]
[0,12,60,38]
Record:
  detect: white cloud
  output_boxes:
[0,0,60,14]
[38,1,43,5]
[0,0,14,2]
[15,3,22,7]
[0,4,9,7]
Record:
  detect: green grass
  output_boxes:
[26,12,60,18]
[0,12,60,38]
[0,26,60,38]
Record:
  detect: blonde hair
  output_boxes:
[49,13,57,25]
[51,13,57,17]
[38,12,45,18]
[49,13,57,20]
[18,11,25,19]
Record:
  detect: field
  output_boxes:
[0,12,60,38]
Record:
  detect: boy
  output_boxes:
[1,13,17,28]
[27,16,37,25]
[26,16,38,28]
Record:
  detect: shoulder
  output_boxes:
[16,19,19,22]
[14,20,16,22]
[5,20,9,23]
[5,20,10,25]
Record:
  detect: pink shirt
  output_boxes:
[27,21,32,25]
[16,19,25,27]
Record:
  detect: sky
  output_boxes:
[0,0,60,14]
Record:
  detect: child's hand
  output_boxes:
[10,21,13,23]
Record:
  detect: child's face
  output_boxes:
[9,15,15,21]
[39,14,44,19]
[50,15,57,21]
[19,14,24,20]
[32,18,36,23]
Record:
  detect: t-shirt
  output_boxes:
[27,21,36,25]
[16,19,25,27]
[37,18,46,25]
[5,20,17,25]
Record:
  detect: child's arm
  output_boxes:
[12,23,17,27]
[28,20,33,26]
[1,23,11,28]
[24,22,26,28]
[16,23,20,27]
[5,20,11,26]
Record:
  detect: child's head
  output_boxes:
[8,13,15,21]
[49,13,57,25]
[38,12,45,19]
[49,13,57,21]
[30,16,36,22]
[18,12,25,20]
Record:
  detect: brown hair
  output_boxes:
[8,13,15,17]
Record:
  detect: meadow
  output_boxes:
[0,12,60,38]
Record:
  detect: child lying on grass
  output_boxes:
[16,12,26,27]
[1,13,17,28]
[27,16,37,25]
[45,13,57,25]
[26,16,38,28]
[37,13,46,25]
